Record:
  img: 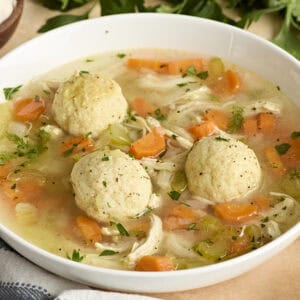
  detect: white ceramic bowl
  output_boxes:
[0,14,299,293]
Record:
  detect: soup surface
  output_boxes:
[0,49,299,271]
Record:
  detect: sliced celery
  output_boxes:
[194,238,229,261]
[108,124,131,147]
[281,170,300,200]
[197,215,224,240]
[208,57,225,79]
[171,170,187,192]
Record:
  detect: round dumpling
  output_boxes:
[185,136,261,202]
[52,73,128,137]
[71,149,153,222]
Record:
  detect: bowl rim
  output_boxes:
[0,12,299,279]
[0,0,24,34]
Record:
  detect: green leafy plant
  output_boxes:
[37,0,300,59]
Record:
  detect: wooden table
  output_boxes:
[0,1,299,299]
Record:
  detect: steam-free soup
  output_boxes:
[0,49,299,271]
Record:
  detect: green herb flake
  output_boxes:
[3,85,22,100]
[197,71,209,80]
[187,223,196,231]
[85,58,94,63]
[291,131,300,139]
[215,137,229,142]
[177,82,188,88]
[183,66,197,78]
[228,106,244,133]
[275,143,291,155]
[79,70,89,75]
[135,206,154,218]
[102,181,107,187]
[116,223,130,236]
[127,108,137,121]
[117,53,126,59]
[7,130,50,163]
[154,108,166,121]
[63,146,75,157]
[99,249,118,256]
[67,249,85,262]
[10,183,17,190]
[171,134,177,140]
[168,190,181,201]
[101,155,109,161]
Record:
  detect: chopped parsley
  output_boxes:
[228,106,244,133]
[101,155,109,161]
[85,58,94,62]
[183,66,197,77]
[215,137,229,142]
[127,108,137,121]
[291,131,300,139]
[154,108,166,121]
[171,134,177,140]
[197,71,209,80]
[176,82,188,88]
[187,223,196,231]
[67,249,85,262]
[168,190,181,201]
[117,53,126,59]
[5,129,50,163]
[176,81,197,88]
[102,181,107,187]
[135,206,153,218]
[63,146,76,157]
[79,70,89,75]
[99,249,118,256]
[275,143,291,155]
[110,222,130,237]
[3,85,22,100]
[182,66,209,80]
[10,183,17,190]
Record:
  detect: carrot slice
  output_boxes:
[188,120,216,140]
[76,216,102,244]
[254,196,270,211]
[0,165,9,179]
[204,109,229,131]
[257,113,275,134]
[13,98,46,122]
[135,255,174,271]
[226,70,241,94]
[127,58,168,73]
[60,137,94,156]
[129,128,166,159]
[264,146,286,175]
[163,216,194,231]
[211,70,241,96]
[281,138,300,168]
[167,58,204,75]
[130,97,156,117]
[169,204,198,220]
[229,235,250,255]
[2,181,43,204]
[214,202,258,224]
[243,117,258,135]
